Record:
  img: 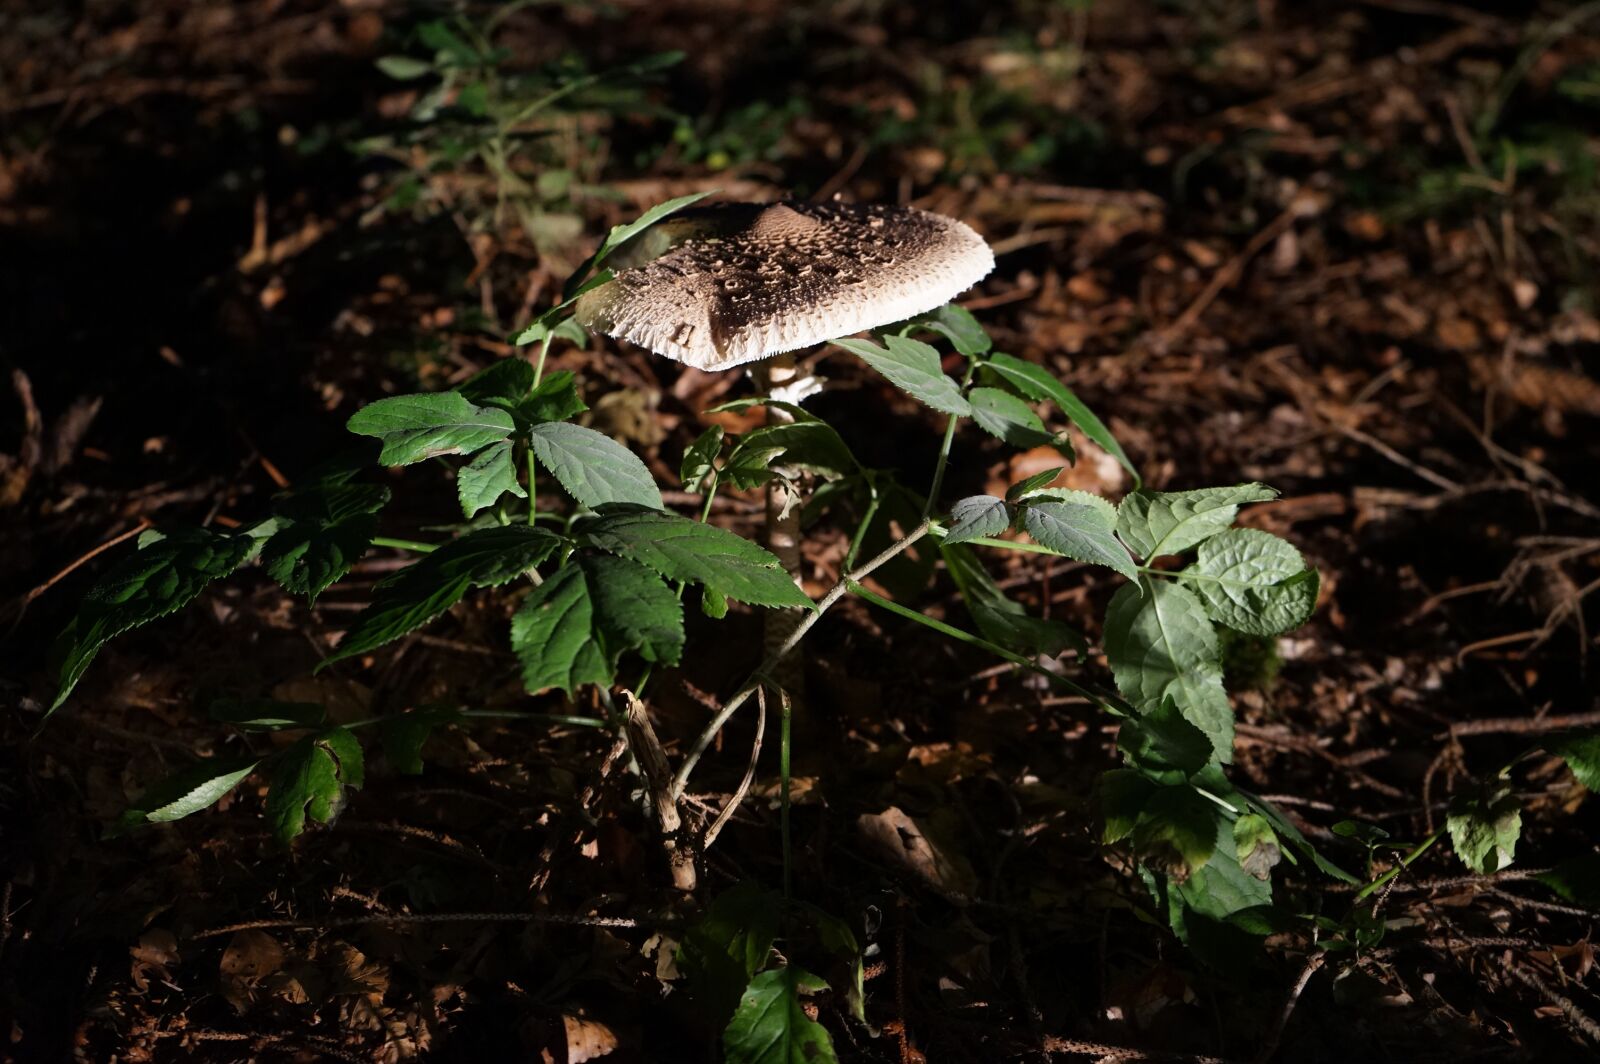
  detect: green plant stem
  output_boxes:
[779,687,793,901]
[371,536,439,553]
[922,364,976,518]
[846,581,1135,715]
[1353,826,1446,903]
[957,533,1062,556]
[344,709,606,732]
[670,519,933,801]
[526,444,539,527]
[532,334,552,387]
[841,481,881,571]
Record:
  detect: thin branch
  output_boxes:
[670,519,932,800]
[702,683,767,848]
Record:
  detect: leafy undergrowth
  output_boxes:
[4,2,1600,1062]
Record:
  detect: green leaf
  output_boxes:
[1174,812,1275,920]
[680,882,781,1022]
[458,359,537,407]
[944,496,1011,545]
[456,440,527,518]
[1536,854,1600,908]
[261,482,389,603]
[702,586,729,619]
[1103,579,1233,762]
[110,756,261,835]
[723,966,837,1064]
[380,707,462,775]
[1133,786,1221,880]
[577,506,812,608]
[265,727,364,843]
[681,425,725,491]
[967,386,1060,451]
[211,698,326,732]
[1232,814,1282,880]
[376,55,433,80]
[346,391,514,466]
[1005,467,1066,501]
[1239,790,1359,884]
[941,542,1084,657]
[1020,496,1137,579]
[985,352,1139,485]
[893,303,991,356]
[1115,484,1277,561]
[527,421,663,510]
[833,336,971,416]
[722,445,788,491]
[511,554,684,695]
[1118,697,1214,784]
[1548,730,1600,791]
[1447,783,1522,874]
[562,190,718,300]
[322,526,561,667]
[515,271,615,345]
[522,371,588,424]
[1101,768,1157,844]
[1185,528,1318,636]
[50,527,256,713]
[728,421,857,483]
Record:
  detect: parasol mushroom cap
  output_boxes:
[572,200,994,370]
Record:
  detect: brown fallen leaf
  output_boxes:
[564,1015,620,1062]
[219,929,285,1013]
[857,806,979,901]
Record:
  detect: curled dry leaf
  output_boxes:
[856,805,980,901]
[219,928,286,1013]
[564,1014,621,1062]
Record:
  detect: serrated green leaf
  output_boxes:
[265,727,364,843]
[1447,784,1521,874]
[50,527,256,714]
[702,586,729,619]
[110,756,261,835]
[562,190,718,300]
[211,698,326,732]
[1118,697,1213,784]
[985,352,1138,485]
[1104,578,1233,762]
[1020,497,1137,579]
[528,421,663,510]
[1101,768,1157,844]
[728,421,856,483]
[346,391,514,466]
[522,371,588,424]
[322,526,561,667]
[968,386,1060,450]
[261,482,389,603]
[941,542,1085,657]
[944,496,1011,545]
[511,554,684,695]
[723,966,837,1064]
[380,707,462,775]
[681,425,725,492]
[1185,528,1317,636]
[456,440,527,518]
[893,302,991,356]
[458,359,536,407]
[577,506,812,608]
[833,336,970,416]
[1115,484,1277,561]
[1548,730,1600,791]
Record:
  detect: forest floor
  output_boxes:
[3,1,1600,1061]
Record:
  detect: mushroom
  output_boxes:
[571,200,994,370]
[574,199,994,698]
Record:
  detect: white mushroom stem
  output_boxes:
[753,354,807,702]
